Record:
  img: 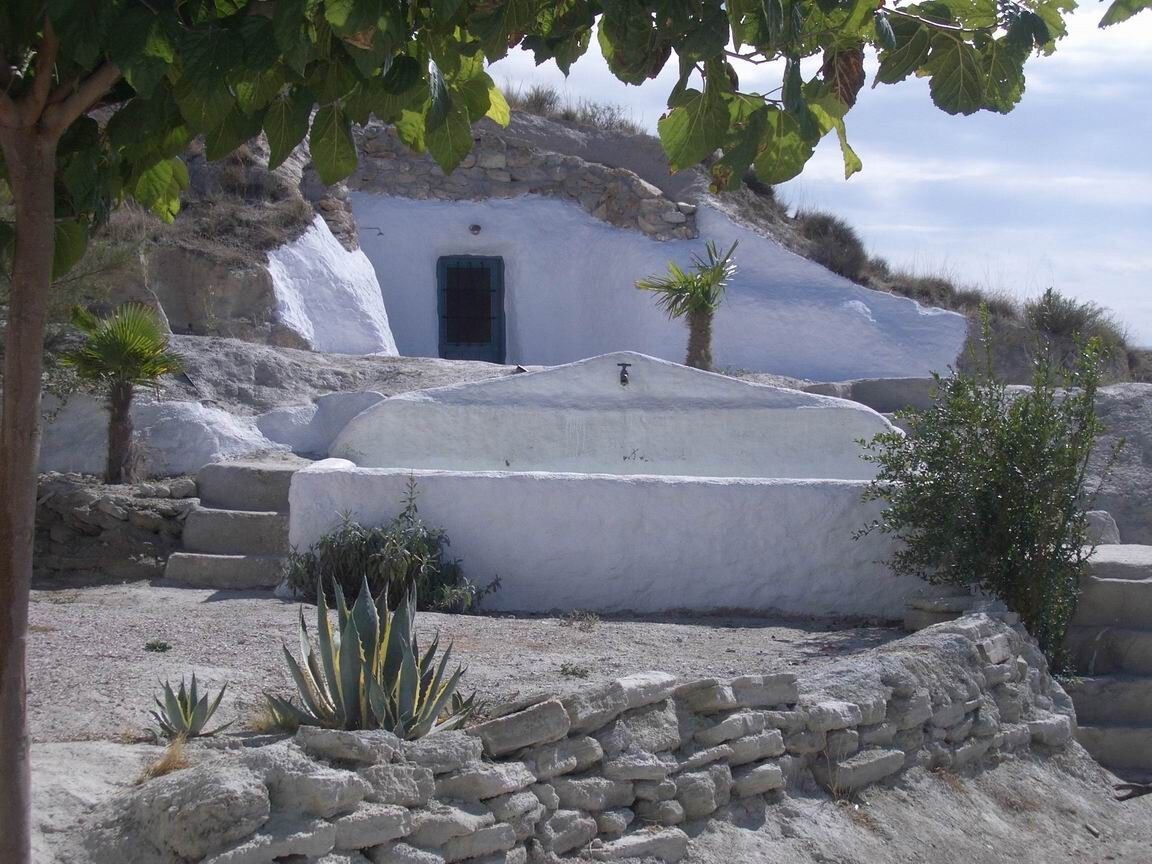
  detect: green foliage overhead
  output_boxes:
[0,0,1097,279]
[857,326,1119,664]
[149,674,232,740]
[267,577,477,737]
[61,303,184,387]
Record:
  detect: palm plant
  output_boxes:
[62,303,183,483]
[636,240,738,370]
[150,674,232,740]
[267,576,477,738]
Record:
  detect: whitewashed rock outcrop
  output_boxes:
[83,616,1076,864]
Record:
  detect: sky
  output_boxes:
[492,6,1152,345]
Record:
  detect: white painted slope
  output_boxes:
[351,194,968,380]
[333,352,892,479]
[267,215,398,355]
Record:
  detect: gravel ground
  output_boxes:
[28,582,898,743]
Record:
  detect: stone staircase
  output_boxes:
[163,457,308,590]
[1065,544,1152,781]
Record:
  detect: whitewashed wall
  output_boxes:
[351,194,967,381]
[267,215,398,355]
[332,353,891,479]
[290,460,917,617]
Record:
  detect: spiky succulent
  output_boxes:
[267,576,476,738]
[150,674,232,740]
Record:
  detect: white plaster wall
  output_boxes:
[290,460,919,617]
[333,353,891,479]
[351,194,967,380]
[267,215,398,355]
[257,390,386,456]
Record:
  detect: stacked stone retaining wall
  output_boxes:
[349,122,699,242]
[89,615,1077,863]
[35,473,197,581]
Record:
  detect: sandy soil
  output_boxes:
[27,582,897,743]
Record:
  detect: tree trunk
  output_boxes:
[0,127,57,864]
[106,381,134,484]
[685,308,714,371]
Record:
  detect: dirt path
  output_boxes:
[28,581,898,742]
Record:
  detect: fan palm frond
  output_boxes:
[636,240,738,318]
[63,303,184,386]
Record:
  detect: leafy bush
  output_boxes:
[796,210,868,281]
[285,479,498,612]
[267,577,477,737]
[1025,287,1127,361]
[150,675,232,740]
[858,327,1118,664]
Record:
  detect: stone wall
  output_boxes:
[35,474,197,581]
[89,615,1076,864]
[350,122,699,242]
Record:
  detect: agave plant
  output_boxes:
[150,674,232,740]
[267,576,476,738]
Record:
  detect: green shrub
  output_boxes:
[150,674,232,740]
[266,577,477,736]
[285,479,498,612]
[795,210,867,281]
[857,325,1118,664]
[1025,287,1126,358]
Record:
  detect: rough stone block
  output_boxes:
[442,823,516,863]
[562,672,678,733]
[859,722,897,747]
[204,815,335,864]
[675,681,739,714]
[887,693,933,730]
[242,745,371,818]
[595,808,634,838]
[674,744,733,773]
[589,828,689,862]
[532,783,559,810]
[408,801,494,847]
[674,764,731,820]
[825,729,860,759]
[999,723,1032,750]
[331,804,412,850]
[979,634,1014,665]
[296,727,401,766]
[732,762,785,797]
[603,752,677,781]
[469,698,570,757]
[486,790,540,822]
[595,700,681,757]
[131,763,270,860]
[761,710,807,735]
[728,731,785,766]
[930,701,967,729]
[634,778,678,801]
[1028,715,1073,747]
[695,712,766,747]
[360,764,436,807]
[402,732,484,774]
[368,842,445,864]
[520,735,603,781]
[537,810,597,855]
[633,798,685,825]
[434,763,536,801]
[784,730,826,755]
[553,775,635,811]
[806,700,863,733]
[812,749,904,794]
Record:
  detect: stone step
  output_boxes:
[183,507,289,556]
[1076,724,1152,776]
[1065,626,1152,676]
[1088,545,1152,580]
[196,459,305,512]
[1072,548,1152,629]
[163,552,284,590]
[1064,676,1152,726]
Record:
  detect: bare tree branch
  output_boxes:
[0,91,20,129]
[42,62,121,135]
[21,19,59,126]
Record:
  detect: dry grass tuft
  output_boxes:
[246,701,287,734]
[504,82,645,136]
[137,737,190,783]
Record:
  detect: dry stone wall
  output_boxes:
[35,473,197,581]
[88,615,1075,864]
[350,122,699,242]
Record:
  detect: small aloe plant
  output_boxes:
[150,674,232,740]
[267,576,476,738]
